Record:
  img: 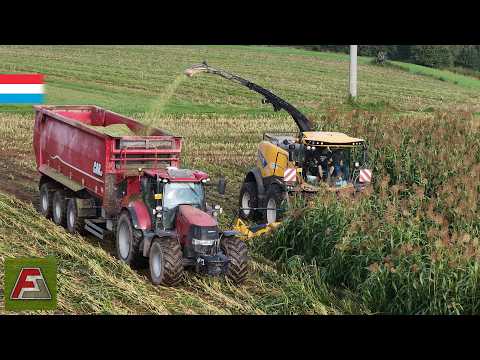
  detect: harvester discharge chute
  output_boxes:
[185,61,373,233]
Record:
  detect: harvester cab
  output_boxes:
[185,62,373,225]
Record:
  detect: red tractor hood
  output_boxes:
[178,205,218,227]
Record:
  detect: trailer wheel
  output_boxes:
[239,181,258,220]
[39,183,55,219]
[52,190,68,227]
[66,198,85,235]
[149,237,183,286]
[221,237,248,284]
[262,186,288,224]
[115,212,146,268]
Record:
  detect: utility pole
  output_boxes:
[349,45,358,98]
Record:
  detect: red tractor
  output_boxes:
[33,105,248,285]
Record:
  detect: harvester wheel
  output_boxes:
[39,183,55,219]
[239,181,258,220]
[221,237,248,284]
[52,189,68,227]
[149,237,183,286]
[66,198,85,235]
[115,212,146,269]
[262,186,288,224]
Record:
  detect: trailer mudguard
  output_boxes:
[126,200,152,231]
[244,167,266,199]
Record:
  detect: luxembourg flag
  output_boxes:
[0,74,44,104]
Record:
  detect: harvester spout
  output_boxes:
[184,62,313,133]
[185,62,211,77]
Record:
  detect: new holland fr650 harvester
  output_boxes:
[186,62,373,225]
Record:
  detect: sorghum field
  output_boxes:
[0,45,479,314]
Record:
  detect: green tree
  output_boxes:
[410,45,454,68]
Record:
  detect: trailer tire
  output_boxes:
[221,237,248,284]
[261,185,288,224]
[66,198,85,235]
[239,181,258,220]
[52,189,68,227]
[115,212,146,269]
[39,183,55,219]
[149,237,183,286]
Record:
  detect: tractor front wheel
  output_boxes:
[221,237,248,284]
[149,238,183,286]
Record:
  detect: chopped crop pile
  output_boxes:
[86,124,135,137]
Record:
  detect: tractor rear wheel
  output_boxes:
[221,237,248,284]
[52,189,68,227]
[239,181,258,220]
[149,237,183,286]
[115,212,146,269]
[262,186,288,224]
[66,198,85,235]
[39,183,55,219]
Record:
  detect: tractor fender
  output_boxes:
[142,230,178,257]
[244,167,266,199]
[125,200,152,231]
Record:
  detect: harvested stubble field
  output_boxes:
[0,45,479,314]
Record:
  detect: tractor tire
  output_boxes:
[261,186,288,224]
[39,182,55,219]
[115,212,146,269]
[66,198,86,235]
[149,237,183,286]
[221,237,248,284]
[52,189,68,227]
[239,181,258,220]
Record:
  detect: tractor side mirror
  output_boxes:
[218,177,226,195]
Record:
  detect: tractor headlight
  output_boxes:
[192,238,216,246]
[191,226,220,254]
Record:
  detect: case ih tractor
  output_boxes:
[33,105,248,285]
[186,62,373,224]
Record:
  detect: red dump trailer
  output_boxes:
[33,105,247,285]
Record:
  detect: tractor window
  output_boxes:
[163,182,204,210]
[141,176,157,209]
[162,182,205,230]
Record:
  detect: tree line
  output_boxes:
[295,45,480,72]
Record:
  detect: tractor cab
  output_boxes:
[141,168,211,230]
